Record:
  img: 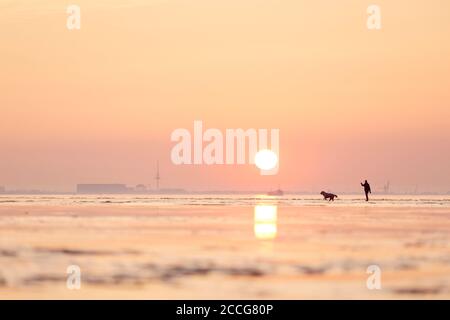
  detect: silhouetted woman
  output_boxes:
[361,180,371,201]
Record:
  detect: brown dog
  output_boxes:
[320,191,338,201]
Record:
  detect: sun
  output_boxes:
[254,149,278,171]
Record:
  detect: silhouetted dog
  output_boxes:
[320,191,338,201]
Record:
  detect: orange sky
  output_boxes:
[1,0,449,192]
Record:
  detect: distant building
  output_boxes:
[0,186,5,194]
[76,184,130,194]
[135,184,148,192]
[158,188,187,194]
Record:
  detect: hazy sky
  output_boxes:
[1,0,449,193]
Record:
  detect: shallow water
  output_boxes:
[0,195,449,299]
[1,194,450,207]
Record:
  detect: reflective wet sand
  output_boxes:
[0,201,449,299]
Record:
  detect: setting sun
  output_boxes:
[254,150,278,171]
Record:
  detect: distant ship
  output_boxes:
[267,189,284,196]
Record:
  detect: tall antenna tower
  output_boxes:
[383,180,390,194]
[155,161,160,190]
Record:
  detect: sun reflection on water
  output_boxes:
[254,205,277,240]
